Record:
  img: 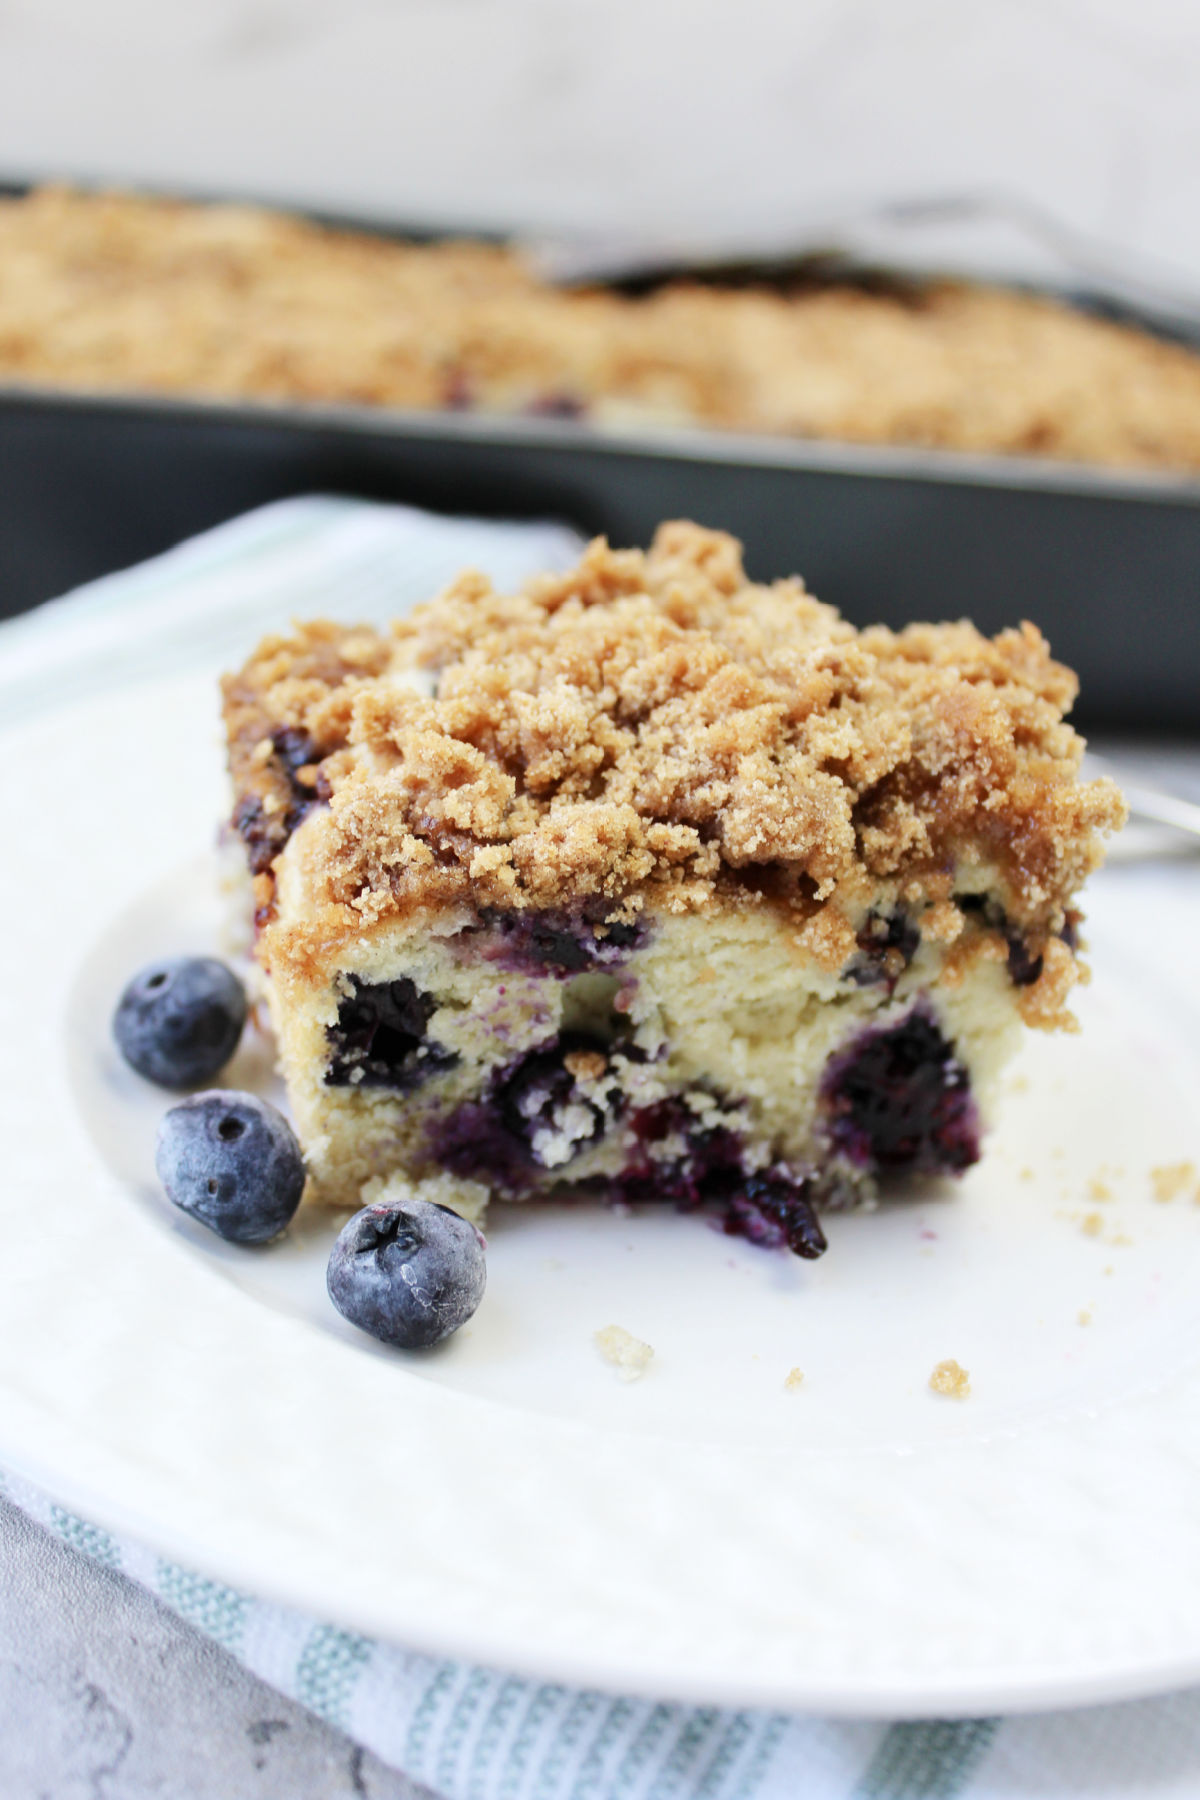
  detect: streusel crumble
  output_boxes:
[5,186,1200,472]
[223,522,1124,1254]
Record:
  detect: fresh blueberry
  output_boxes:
[155,1091,305,1244]
[327,1199,486,1349]
[113,957,247,1089]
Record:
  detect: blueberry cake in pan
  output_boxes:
[7,187,1200,473]
[223,522,1124,1257]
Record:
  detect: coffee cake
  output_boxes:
[6,186,1200,472]
[222,522,1124,1256]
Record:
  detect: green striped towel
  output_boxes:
[4,497,1195,1799]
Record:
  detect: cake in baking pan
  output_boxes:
[5,186,1200,473]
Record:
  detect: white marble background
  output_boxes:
[0,0,1197,294]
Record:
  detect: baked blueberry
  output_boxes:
[327,1198,486,1349]
[821,1006,980,1177]
[325,976,458,1089]
[155,1091,305,1243]
[113,956,247,1089]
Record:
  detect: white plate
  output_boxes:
[5,672,1200,1718]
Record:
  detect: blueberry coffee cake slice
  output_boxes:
[222,522,1124,1257]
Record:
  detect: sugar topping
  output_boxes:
[223,522,1124,984]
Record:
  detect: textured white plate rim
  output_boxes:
[5,671,1200,1719]
[7,1417,1200,1723]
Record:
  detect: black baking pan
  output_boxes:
[2,384,1198,731]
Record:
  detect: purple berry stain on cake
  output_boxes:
[844,908,920,991]
[468,907,647,977]
[436,1064,829,1260]
[432,1035,617,1191]
[615,1100,827,1260]
[957,892,1061,989]
[821,1004,980,1177]
[234,727,328,877]
[525,392,587,420]
[326,977,458,1089]
[720,1172,828,1259]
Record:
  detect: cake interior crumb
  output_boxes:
[784,1367,805,1391]
[929,1358,971,1399]
[594,1324,654,1382]
[1151,1161,1199,1203]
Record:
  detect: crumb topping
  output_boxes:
[1150,1161,1199,1203]
[594,1324,654,1382]
[223,522,1123,996]
[5,187,1200,472]
[929,1358,971,1398]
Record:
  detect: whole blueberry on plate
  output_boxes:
[155,1091,305,1244]
[113,956,247,1089]
[327,1199,486,1349]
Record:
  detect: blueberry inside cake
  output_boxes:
[222,522,1124,1257]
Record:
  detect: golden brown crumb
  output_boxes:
[1088,1176,1113,1203]
[784,1367,805,1391]
[1081,1212,1105,1236]
[594,1324,654,1382]
[6,188,1200,472]
[929,1358,971,1398]
[223,522,1124,996]
[1151,1161,1199,1203]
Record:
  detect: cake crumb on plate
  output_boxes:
[784,1367,805,1391]
[1151,1161,1198,1203]
[930,1359,971,1399]
[594,1325,654,1382]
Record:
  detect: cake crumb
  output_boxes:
[1077,1306,1094,1326]
[929,1359,971,1399]
[594,1324,654,1383]
[1019,1167,1035,1183]
[1081,1211,1104,1237]
[784,1367,805,1391]
[1151,1161,1198,1203]
[1088,1175,1113,1203]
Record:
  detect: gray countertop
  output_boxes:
[0,1499,432,1799]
